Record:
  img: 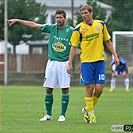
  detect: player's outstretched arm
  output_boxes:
[7,19,42,29]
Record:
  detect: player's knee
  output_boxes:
[94,88,103,97]
[123,73,128,78]
[113,74,118,78]
[46,88,53,93]
[62,88,69,93]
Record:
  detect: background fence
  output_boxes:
[0,0,133,87]
[0,53,133,87]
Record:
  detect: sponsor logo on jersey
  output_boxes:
[53,36,68,41]
[86,33,99,41]
[52,42,66,52]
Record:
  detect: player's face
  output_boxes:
[81,9,92,22]
[55,14,66,28]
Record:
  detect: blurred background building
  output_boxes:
[0,0,133,86]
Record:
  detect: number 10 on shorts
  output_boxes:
[99,74,105,80]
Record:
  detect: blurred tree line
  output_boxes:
[0,0,47,70]
[70,0,133,53]
[1,0,132,49]
[98,0,133,31]
[0,0,133,70]
[68,0,133,33]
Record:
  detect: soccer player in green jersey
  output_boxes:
[67,4,119,124]
[7,9,74,122]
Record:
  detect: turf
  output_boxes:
[0,85,133,133]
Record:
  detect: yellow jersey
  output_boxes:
[70,20,111,62]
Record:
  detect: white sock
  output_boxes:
[110,78,116,90]
[125,78,129,89]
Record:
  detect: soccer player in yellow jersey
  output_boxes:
[67,4,119,124]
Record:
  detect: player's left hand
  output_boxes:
[67,64,73,74]
[114,55,120,66]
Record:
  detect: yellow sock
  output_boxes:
[93,95,99,106]
[85,97,93,112]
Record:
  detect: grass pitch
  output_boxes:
[1,85,133,133]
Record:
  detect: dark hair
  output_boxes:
[80,4,93,13]
[55,9,66,18]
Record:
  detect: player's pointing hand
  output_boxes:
[7,19,18,26]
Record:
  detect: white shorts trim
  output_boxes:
[43,60,71,88]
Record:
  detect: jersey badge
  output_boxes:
[96,26,100,30]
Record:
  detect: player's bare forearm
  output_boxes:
[7,19,42,29]
[105,40,117,56]
[68,46,77,65]
[67,46,77,74]
[105,40,119,65]
[125,66,128,73]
